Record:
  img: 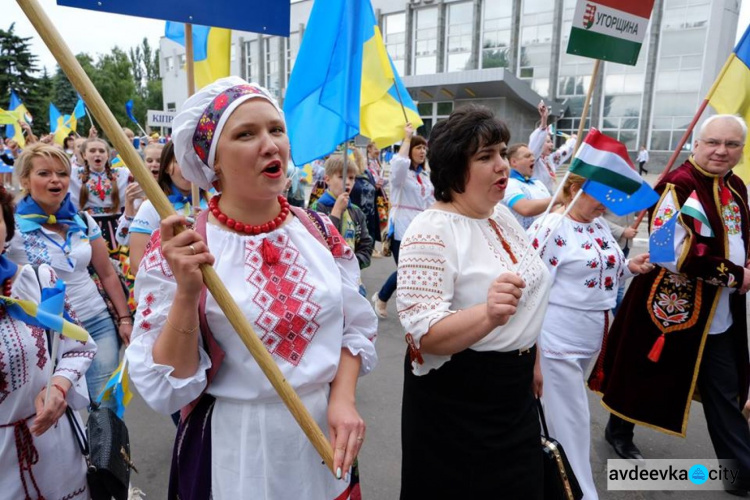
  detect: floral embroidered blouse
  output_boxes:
[396,205,552,375]
[69,166,130,215]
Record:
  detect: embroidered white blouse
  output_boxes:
[396,205,552,376]
[0,264,95,500]
[388,155,435,240]
[126,215,379,415]
[68,166,130,214]
[6,213,108,322]
[529,213,634,358]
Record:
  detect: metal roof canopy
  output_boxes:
[402,68,566,117]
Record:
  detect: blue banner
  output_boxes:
[56,0,290,36]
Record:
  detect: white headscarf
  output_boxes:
[171,76,283,190]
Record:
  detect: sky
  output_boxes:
[4,0,750,75]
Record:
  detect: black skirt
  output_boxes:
[401,347,542,499]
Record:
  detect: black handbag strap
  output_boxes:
[536,398,551,439]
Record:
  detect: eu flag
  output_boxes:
[583,178,660,216]
[649,211,680,263]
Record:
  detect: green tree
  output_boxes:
[129,38,162,125]
[86,47,136,133]
[0,23,42,133]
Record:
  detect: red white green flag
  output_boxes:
[681,190,714,237]
[567,0,655,66]
[569,129,644,194]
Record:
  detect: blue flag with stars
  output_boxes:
[582,178,659,216]
[649,210,680,263]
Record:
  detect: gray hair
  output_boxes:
[697,114,748,139]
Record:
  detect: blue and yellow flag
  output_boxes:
[5,90,31,148]
[1,279,87,342]
[165,22,231,90]
[50,103,77,145]
[708,24,750,181]
[97,359,133,419]
[284,0,422,166]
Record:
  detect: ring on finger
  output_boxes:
[189,244,197,255]
[356,436,364,442]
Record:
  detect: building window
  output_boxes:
[265,37,281,99]
[446,2,473,73]
[650,0,710,151]
[384,13,406,76]
[518,0,554,96]
[165,56,174,73]
[481,0,512,69]
[178,54,186,67]
[413,7,438,76]
[600,94,642,150]
[416,101,453,137]
[166,102,176,112]
[246,39,259,82]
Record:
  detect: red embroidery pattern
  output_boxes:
[245,235,321,366]
[141,231,174,278]
[0,315,29,405]
[142,293,156,317]
[30,326,47,370]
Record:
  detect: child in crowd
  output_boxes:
[311,153,374,272]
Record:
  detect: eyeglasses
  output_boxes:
[698,139,745,150]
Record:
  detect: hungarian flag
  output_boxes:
[570,129,659,215]
[681,190,714,237]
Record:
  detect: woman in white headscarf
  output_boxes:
[125,77,378,500]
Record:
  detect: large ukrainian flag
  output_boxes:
[284,0,422,166]
[165,22,231,90]
[708,24,750,181]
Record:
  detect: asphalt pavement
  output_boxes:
[121,228,742,499]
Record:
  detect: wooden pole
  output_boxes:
[185,23,202,216]
[574,59,601,157]
[16,0,335,473]
[630,54,737,229]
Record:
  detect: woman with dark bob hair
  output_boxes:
[396,105,552,498]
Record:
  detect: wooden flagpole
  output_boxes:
[629,53,737,229]
[16,0,335,473]
[518,59,601,276]
[184,24,202,217]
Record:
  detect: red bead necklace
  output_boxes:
[2,278,12,297]
[209,195,290,234]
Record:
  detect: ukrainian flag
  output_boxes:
[284,0,422,166]
[49,103,77,146]
[5,90,31,148]
[165,22,231,90]
[97,359,133,419]
[708,24,750,181]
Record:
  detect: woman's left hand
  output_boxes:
[628,253,654,274]
[532,353,543,398]
[118,320,133,346]
[30,383,68,436]
[327,397,365,481]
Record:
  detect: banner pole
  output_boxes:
[16,0,335,473]
[185,23,202,216]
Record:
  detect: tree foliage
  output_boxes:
[1,25,163,139]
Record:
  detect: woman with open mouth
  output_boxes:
[126,77,377,500]
[396,105,552,498]
[68,137,130,250]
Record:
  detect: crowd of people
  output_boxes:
[1,75,750,500]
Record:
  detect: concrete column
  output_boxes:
[469,0,482,70]
[257,34,266,86]
[548,0,565,101]
[509,0,522,73]
[277,34,286,97]
[436,1,447,73]
[239,37,246,80]
[405,3,414,75]
[639,0,663,150]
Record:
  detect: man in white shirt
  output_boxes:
[501,144,556,229]
[637,145,649,174]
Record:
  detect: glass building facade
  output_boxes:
[188,0,734,154]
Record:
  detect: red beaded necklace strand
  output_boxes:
[209,194,291,265]
[209,194,290,235]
